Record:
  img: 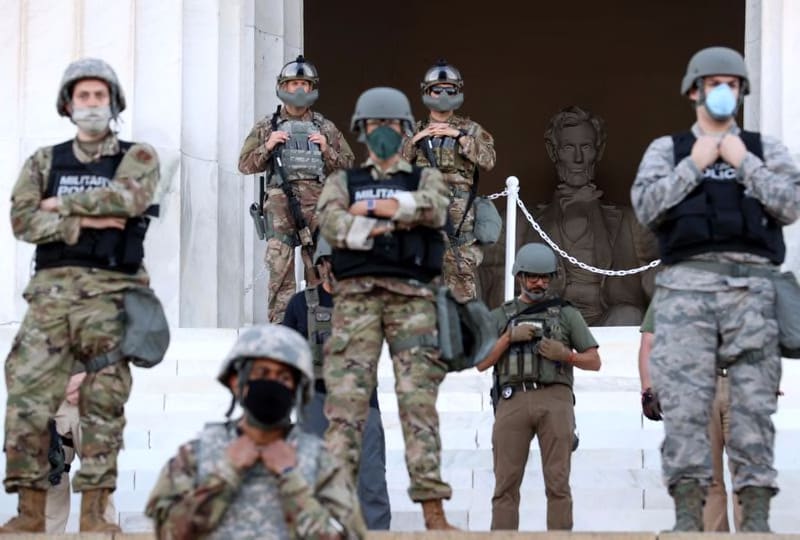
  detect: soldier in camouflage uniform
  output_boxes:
[476,244,601,530]
[145,324,365,539]
[401,60,496,302]
[238,55,355,322]
[317,87,456,529]
[281,238,391,530]
[1,58,161,533]
[631,46,800,532]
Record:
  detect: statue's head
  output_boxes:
[544,106,607,188]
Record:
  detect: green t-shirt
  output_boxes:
[491,297,599,352]
[640,302,654,334]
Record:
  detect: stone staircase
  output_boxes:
[0,325,798,533]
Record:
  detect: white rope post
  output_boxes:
[504,176,519,301]
[294,246,305,291]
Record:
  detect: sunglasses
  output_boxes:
[429,85,458,96]
[520,272,552,282]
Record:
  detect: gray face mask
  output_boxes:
[277,87,319,108]
[71,105,112,136]
[422,92,464,112]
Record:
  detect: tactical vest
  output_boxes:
[34,140,155,274]
[269,114,325,183]
[305,286,332,380]
[415,120,474,179]
[496,300,573,389]
[196,422,322,540]
[331,166,445,282]
[656,130,784,264]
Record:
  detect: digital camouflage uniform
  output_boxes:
[640,305,741,530]
[631,121,800,493]
[317,158,453,503]
[145,423,363,540]
[238,107,354,322]
[5,132,159,495]
[401,115,495,301]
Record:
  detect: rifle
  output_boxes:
[269,105,319,281]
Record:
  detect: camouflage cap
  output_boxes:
[56,57,126,117]
[512,243,558,275]
[680,46,750,95]
[217,325,314,403]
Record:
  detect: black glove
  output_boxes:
[47,419,66,486]
[641,387,663,421]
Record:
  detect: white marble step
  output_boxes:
[0,325,799,533]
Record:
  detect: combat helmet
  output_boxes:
[512,243,558,276]
[56,58,126,118]
[218,325,314,426]
[276,55,319,108]
[680,46,750,95]
[420,59,464,112]
[350,87,416,137]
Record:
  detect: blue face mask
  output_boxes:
[704,83,738,121]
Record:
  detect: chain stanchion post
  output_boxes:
[504,176,520,301]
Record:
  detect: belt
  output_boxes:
[500,380,556,400]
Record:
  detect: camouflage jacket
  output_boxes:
[145,422,365,540]
[631,121,800,291]
[238,108,354,176]
[317,158,449,297]
[10,132,159,295]
[401,113,496,189]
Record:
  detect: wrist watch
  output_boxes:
[366,199,377,218]
[455,129,468,143]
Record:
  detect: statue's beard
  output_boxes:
[557,162,596,188]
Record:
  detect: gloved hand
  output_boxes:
[538,337,572,362]
[509,324,537,343]
[641,387,663,421]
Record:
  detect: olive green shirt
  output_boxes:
[640,303,655,334]
[491,297,599,352]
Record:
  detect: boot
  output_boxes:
[0,487,46,532]
[80,488,121,532]
[669,479,705,532]
[421,499,458,530]
[739,486,773,532]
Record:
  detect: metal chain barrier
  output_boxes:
[488,183,660,276]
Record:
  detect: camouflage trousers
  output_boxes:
[264,181,322,322]
[445,193,483,302]
[323,289,452,502]
[650,278,781,491]
[4,291,132,493]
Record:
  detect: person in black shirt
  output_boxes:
[282,238,391,529]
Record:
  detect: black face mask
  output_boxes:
[241,379,294,430]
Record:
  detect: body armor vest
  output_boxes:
[496,300,573,389]
[305,286,332,379]
[656,130,784,264]
[35,140,155,274]
[270,115,325,183]
[415,120,474,180]
[196,422,322,540]
[331,166,445,282]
